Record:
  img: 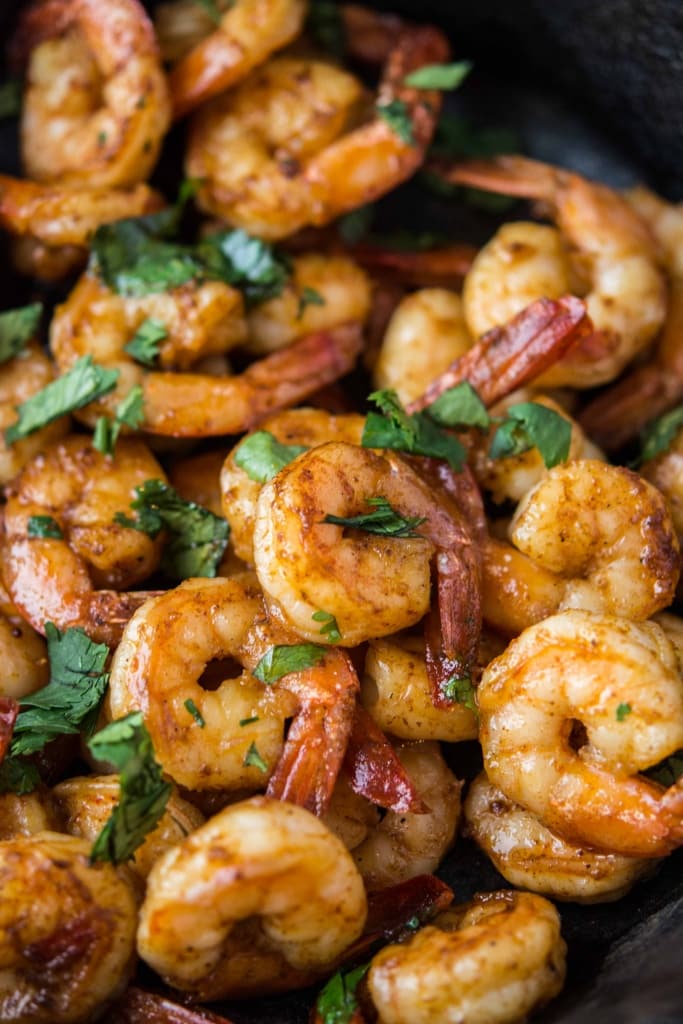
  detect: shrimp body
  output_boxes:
[137,796,367,1000]
[367,890,566,1024]
[17,0,171,188]
[2,436,165,644]
[0,792,60,840]
[479,611,683,857]
[0,832,137,1023]
[0,614,48,701]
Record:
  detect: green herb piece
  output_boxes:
[377,99,415,145]
[184,698,205,727]
[404,61,472,91]
[97,130,107,147]
[316,964,369,1024]
[239,715,260,727]
[6,355,119,445]
[639,406,683,464]
[10,623,110,758]
[489,403,571,469]
[124,317,167,367]
[441,675,478,716]
[253,643,327,684]
[0,758,40,795]
[616,702,632,722]
[27,515,62,540]
[404,915,421,931]
[0,303,42,365]
[645,750,683,788]
[306,0,346,56]
[243,741,268,773]
[93,385,145,456]
[115,479,229,579]
[430,113,520,160]
[194,0,222,24]
[0,79,21,118]
[324,496,425,538]
[297,285,325,318]
[234,430,308,483]
[312,610,341,643]
[427,381,490,430]
[362,389,466,470]
[88,711,171,864]
[197,229,291,306]
[337,204,375,245]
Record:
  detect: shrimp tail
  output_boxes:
[579,364,682,452]
[343,705,429,814]
[424,547,482,709]
[0,697,18,762]
[110,986,237,1023]
[10,0,75,70]
[348,242,477,288]
[428,154,560,203]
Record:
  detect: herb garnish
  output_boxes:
[234,430,308,483]
[312,610,341,643]
[124,317,167,367]
[27,515,63,540]
[93,385,145,456]
[253,644,327,684]
[324,496,426,538]
[0,303,42,365]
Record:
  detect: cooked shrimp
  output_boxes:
[169,450,227,517]
[464,772,654,904]
[366,890,566,1024]
[446,155,666,386]
[373,289,473,405]
[169,0,307,119]
[479,610,683,857]
[186,24,449,239]
[0,343,70,486]
[154,0,234,62]
[52,775,205,878]
[221,407,364,563]
[350,241,476,290]
[137,796,367,1000]
[0,613,48,700]
[0,832,138,1023]
[1,436,165,644]
[0,791,60,840]
[15,0,171,188]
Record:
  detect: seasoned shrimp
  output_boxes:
[447,155,666,386]
[169,0,307,119]
[366,890,566,1024]
[0,791,60,840]
[1,436,165,644]
[15,0,171,188]
[0,832,138,1023]
[0,613,48,700]
[479,611,683,857]
[0,343,70,486]
[137,796,367,1000]
[464,772,654,904]
[372,289,473,405]
[221,407,365,563]
[186,24,449,239]
[52,775,205,878]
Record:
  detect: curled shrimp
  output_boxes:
[186,24,449,239]
[0,832,138,1023]
[0,613,48,701]
[479,610,683,858]
[366,890,566,1024]
[169,0,307,119]
[14,0,171,188]
[0,790,60,840]
[1,436,165,644]
[137,796,367,1000]
[445,155,665,386]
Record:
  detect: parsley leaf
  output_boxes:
[404,61,472,91]
[427,381,490,430]
[27,515,62,540]
[362,389,466,470]
[337,204,374,244]
[0,303,42,365]
[93,385,145,456]
[489,403,571,469]
[5,355,119,445]
[645,750,683,788]
[377,99,415,145]
[616,703,632,722]
[0,79,21,118]
[297,285,325,318]
[197,229,291,306]
[124,318,167,367]
[10,623,110,757]
[253,643,326,684]
[441,675,478,716]
[234,430,308,483]
[115,479,229,579]
[88,712,171,864]
[639,405,683,464]
[194,0,222,24]
[312,610,341,643]
[243,741,268,773]
[184,698,205,727]
[324,496,426,537]
[316,964,369,1024]
[0,758,40,795]
[306,0,346,57]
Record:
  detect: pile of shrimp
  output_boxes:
[0,1,681,1022]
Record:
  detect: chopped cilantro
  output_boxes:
[324,496,426,538]
[306,0,346,56]
[0,79,21,118]
[404,61,472,91]
[316,964,369,1024]
[243,741,268,773]
[197,228,291,306]
[234,430,308,483]
[253,643,327,684]
[362,388,466,470]
[297,285,325,318]
[0,303,42,365]
[93,385,145,456]
[377,99,415,146]
[0,758,40,795]
[645,750,683,788]
[124,317,167,367]
[312,610,341,643]
[489,402,571,468]
[616,703,632,722]
[239,715,260,727]
[427,381,490,430]
[184,698,205,727]
[441,676,478,716]
[638,405,683,464]
[27,515,63,540]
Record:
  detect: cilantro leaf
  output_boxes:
[184,698,205,727]
[404,61,472,91]
[253,643,327,684]
[234,430,308,483]
[115,479,229,579]
[337,204,374,245]
[243,741,268,773]
[441,675,478,716]
[316,964,369,1024]
[124,318,167,367]
[427,381,490,430]
[362,389,466,470]
[197,229,291,306]
[377,99,415,145]
[93,385,145,456]
[645,750,683,788]
[312,610,341,643]
[239,715,260,726]
[0,303,42,365]
[0,79,21,118]
[616,703,632,722]
[324,496,426,537]
[489,403,571,469]
[88,712,171,864]
[10,623,110,757]
[297,285,325,318]
[194,0,222,24]
[0,758,40,795]
[27,515,62,540]
[306,0,346,56]
[6,355,119,445]
[639,405,683,464]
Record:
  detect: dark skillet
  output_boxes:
[1,1,682,1020]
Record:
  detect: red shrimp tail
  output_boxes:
[0,697,19,763]
[343,705,428,813]
[407,295,594,412]
[110,986,237,1023]
[10,0,75,71]
[580,363,683,452]
[348,242,477,288]
[427,154,558,201]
